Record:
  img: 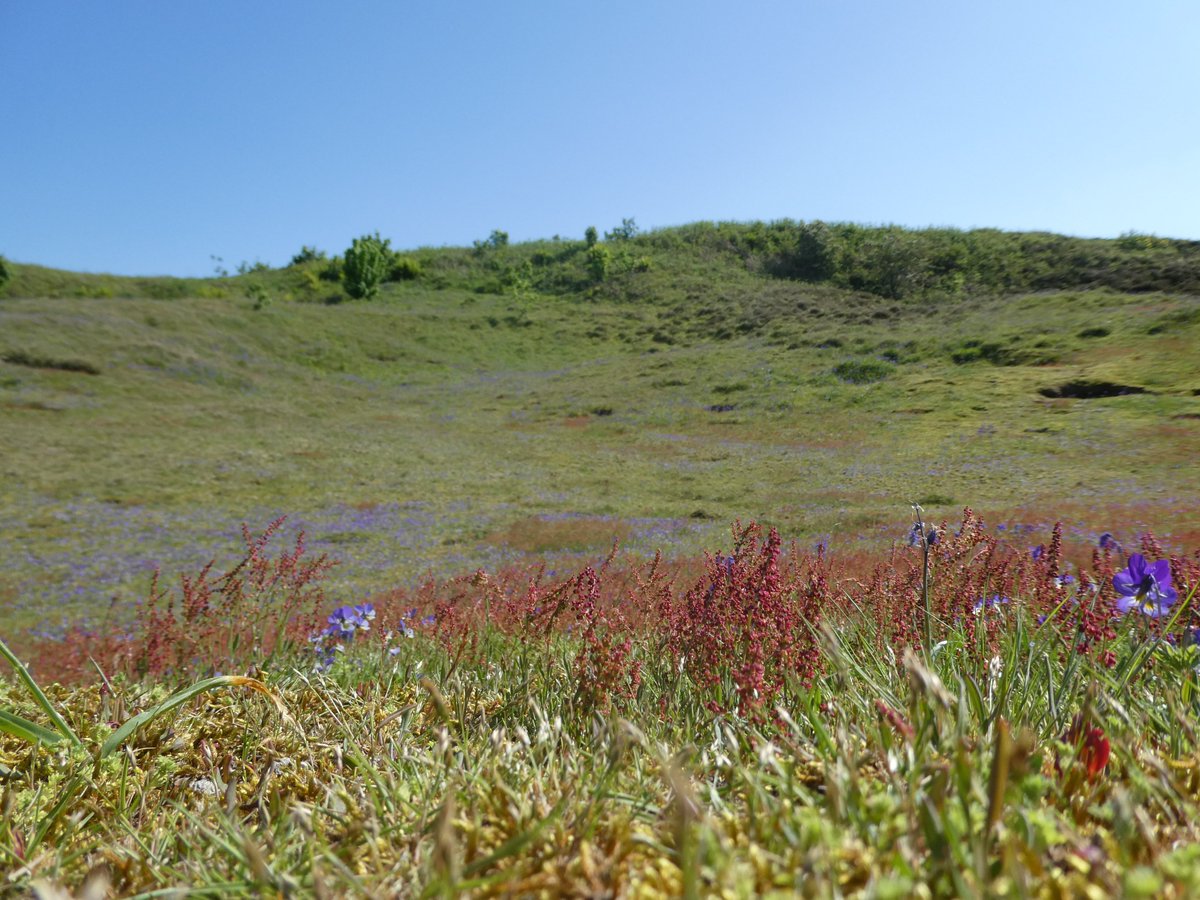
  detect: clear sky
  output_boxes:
[3,1,1198,276]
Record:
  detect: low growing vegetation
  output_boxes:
[2,221,1200,893]
[3,513,1200,895]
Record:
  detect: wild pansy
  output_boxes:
[311,602,376,671]
[1113,554,1177,618]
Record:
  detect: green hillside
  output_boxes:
[2,222,1199,627]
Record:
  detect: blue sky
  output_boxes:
[3,1,1198,276]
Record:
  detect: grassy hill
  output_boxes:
[2,221,1199,628]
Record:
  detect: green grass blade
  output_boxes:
[0,635,81,746]
[101,675,284,758]
[0,708,65,745]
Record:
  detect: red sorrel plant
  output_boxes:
[569,567,643,712]
[660,522,825,717]
[851,509,1025,664]
[30,518,334,683]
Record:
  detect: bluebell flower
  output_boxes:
[1114,554,1177,618]
[1031,545,1045,561]
[1099,532,1116,550]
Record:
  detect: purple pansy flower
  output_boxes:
[1113,554,1177,618]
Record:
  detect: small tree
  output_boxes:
[473,229,509,254]
[343,233,391,299]
[584,226,599,248]
[605,218,639,242]
[0,255,9,294]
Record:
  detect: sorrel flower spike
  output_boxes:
[1113,553,1178,618]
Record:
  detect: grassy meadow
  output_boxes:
[1,222,1200,895]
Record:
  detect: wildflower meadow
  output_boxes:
[2,227,1200,895]
[2,508,1200,896]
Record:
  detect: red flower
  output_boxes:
[1062,714,1111,780]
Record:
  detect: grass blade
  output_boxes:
[0,709,65,745]
[101,675,285,758]
[0,635,82,746]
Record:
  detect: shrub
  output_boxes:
[833,358,894,384]
[389,255,422,281]
[246,281,270,310]
[343,233,392,299]
[605,217,639,242]
[473,230,509,254]
[0,255,9,294]
[585,244,611,283]
[319,255,343,282]
[290,245,327,266]
[585,226,599,248]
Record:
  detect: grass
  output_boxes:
[1,254,1197,627]
[2,518,1200,896]
[1,222,1200,892]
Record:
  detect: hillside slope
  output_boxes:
[2,222,1198,626]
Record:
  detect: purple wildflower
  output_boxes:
[973,595,1010,613]
[1031,545,1045,561]
[1113,554,1177,618]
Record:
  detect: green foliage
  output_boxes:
[343,233,392,300]
[0,255,9,294]
[832,357,894,383]
[290,245,327,266]
[389,255,422,281]
[246,282,271,310]
[605,217,639,242]
[474,229,510,254]
[1119,230,1172,251]
[584,226,598,248]
[585,244,611,282]
[319,255,343,282]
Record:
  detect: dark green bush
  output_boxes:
[605,218,639,242]
[290,246,327,266]
[832,358,894,384]
[0,255,9,294]
[319,256,343,283]
[473,230,509,254]
[343,234,391,300]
